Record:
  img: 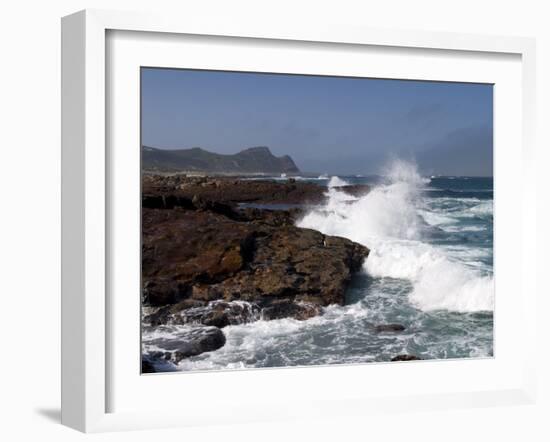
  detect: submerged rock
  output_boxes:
[391,354,421,362]
[375,324,406,333]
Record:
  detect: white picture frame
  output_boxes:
[61,9,537,433]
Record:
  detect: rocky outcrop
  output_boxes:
[142,206,369,313]
[141,175,370,363]
[141,207,255,306]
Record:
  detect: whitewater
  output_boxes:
[145,161,494,370]
[300,160,494,313]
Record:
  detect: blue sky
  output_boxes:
[141,68,493,176]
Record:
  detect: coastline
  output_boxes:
[141,174,374,372]
[141,172,494,372]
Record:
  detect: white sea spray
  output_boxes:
[298,160,494,312]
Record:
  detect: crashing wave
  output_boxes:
[298,160,494,312]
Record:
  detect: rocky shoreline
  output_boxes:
[141,175,418,372]
[142,174,370,205]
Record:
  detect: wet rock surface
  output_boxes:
[143,326,227,363]
[260,299,323,321]
[374,324,406,333]
[145,300,261,328]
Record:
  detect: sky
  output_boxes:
[141,68,493,176]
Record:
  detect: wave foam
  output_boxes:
[327,176,349,187]
[469,201,493,217]
[365,242,493,311]
[298,160,493,312]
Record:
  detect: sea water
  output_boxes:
[151,160,494,371]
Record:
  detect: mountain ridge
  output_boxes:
[142,145,300,174]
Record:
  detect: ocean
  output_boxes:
[146,160,494,371]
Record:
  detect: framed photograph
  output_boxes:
[61,9,537,432]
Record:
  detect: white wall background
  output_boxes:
[0,1,547,440]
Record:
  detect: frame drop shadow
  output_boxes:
[35,408,61,423]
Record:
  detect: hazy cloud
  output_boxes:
[416,125,493,177]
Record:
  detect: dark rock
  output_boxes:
[142,279,191,306]
[201,225,369,307]
[261,299,322,321]
[142,194,195,210]
[141,175,370,326]
[142,207,369,313]
[141,358,156,373]
[143,326,226,362]
[143,192,243,220]
[241,207,300,227]
[145,300,261,328]
[191,196,243,220]
[391,354,421,362]
[143,174,369,206]
[375,324,406,333]
[141,209,257,306]
[333,184,370,198]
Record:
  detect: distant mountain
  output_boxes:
[142,146,300,174]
